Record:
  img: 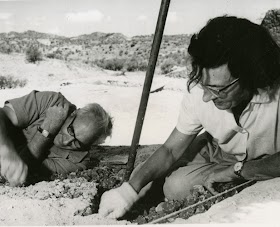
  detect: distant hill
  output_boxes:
[0,30,64,40]
[0,28,191,74]
[1,8,279,74]
[74,32,128,44]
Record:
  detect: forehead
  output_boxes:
[202,64,232,85]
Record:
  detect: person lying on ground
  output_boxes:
[0,90,113,186]
[98,15,280,218]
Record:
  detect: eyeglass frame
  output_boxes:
[67,110,86,149]
[198,78,239,97]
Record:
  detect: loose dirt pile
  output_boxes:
[0,162,249,225]
[0,166,130,225]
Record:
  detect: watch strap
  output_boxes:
[37,126,53,139]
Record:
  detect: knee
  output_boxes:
[163,174,192,200]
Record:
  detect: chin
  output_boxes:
[213,102,232,110]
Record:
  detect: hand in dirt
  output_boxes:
[98,182,139,219]
[0,149,28,186]
[41,102,70,135]
[202,165,237,195]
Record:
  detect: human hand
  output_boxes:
[98,182,139,219]
[0,149,28,186]
[202,165,237,195]
[42,102,70,135]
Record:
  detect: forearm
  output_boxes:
[242,152,280,180]
[21,132,53,161]
[20,120,59,165]
[23,117,63,160]
[129,144,176,193]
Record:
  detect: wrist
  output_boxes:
[40,120,61,135]
[37,126,53,139]
[233,161,245,179]
[118,182,139,203]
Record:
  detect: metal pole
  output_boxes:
[124,0,171,181]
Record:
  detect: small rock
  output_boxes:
[191,185,206,196]
[155,202,165,213]
[195,204,206,214]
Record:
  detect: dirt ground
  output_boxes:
[0,53,279,225]
[174,178,280,224]
[0,178,131,225]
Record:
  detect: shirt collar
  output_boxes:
[250,88,272,104]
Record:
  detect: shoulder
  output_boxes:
[182,85,204,106]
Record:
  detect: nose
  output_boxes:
[202,89,216,102]
[62,134,75,146]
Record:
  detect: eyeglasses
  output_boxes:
[198,78,239,98]
[67,112,85,149]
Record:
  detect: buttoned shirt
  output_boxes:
[176,85,280,162]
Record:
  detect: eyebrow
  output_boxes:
[202,70,226,88]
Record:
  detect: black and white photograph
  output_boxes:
[0,0,280,225]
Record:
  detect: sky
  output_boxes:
[0,0,280,37]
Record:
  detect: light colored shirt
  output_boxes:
[176,85,280,162]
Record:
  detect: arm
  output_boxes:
[202,151,280,195]
[241,152,280,180]
[0,108,28,186]
[129,127,197,193]
[3,101,70,166]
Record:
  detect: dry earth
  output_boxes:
[0,53,279,225]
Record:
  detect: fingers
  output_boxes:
[203,174,218,196]
[205,183,218,195]
[99,207,112,217]
[5,165,27,186]
[98,192,125,219]
[107,210,124,219]
[0,154,28,187]
[18,163,28,185]
[99,205,124,219]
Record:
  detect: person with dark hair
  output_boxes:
[98,16,280,219]
[0,90,113,185]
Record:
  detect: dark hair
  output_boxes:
[187,16,280,94]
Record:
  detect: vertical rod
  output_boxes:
[124,0,171,181]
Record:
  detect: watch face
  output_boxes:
[234,162,243,171]
[42,129,50,138]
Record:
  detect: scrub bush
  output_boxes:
[160,58,177,74]
[26,45,42,63]
[0,75,27,89]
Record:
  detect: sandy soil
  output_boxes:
[0,53,279,225]
[173,178,280,224]
[0,178,129,225]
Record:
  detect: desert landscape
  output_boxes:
[0,7,279,225]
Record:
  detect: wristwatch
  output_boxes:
[234,161,244,178]
[37,126,52,139]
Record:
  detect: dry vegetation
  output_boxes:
[0,31,191,76]
[0,9,279,225]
